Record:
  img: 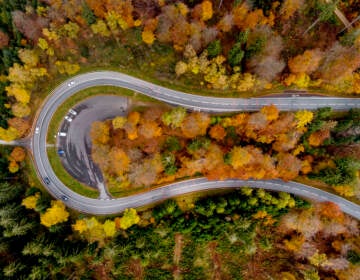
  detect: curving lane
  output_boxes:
[31,71,360,218]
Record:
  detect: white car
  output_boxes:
[69,109,77,116]
[64,116,72,122]
[58,132,67,137]
[35,127,40,134]
[67,81,75,87]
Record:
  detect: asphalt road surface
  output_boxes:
[57,96,128,199]
[31,71,360,218]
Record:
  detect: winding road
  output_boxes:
[31,71,360,218]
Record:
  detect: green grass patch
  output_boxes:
[47,147,99,198]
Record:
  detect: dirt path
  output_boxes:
[208,241,222,280]
[173,233,183,279]
[127,258,144,280]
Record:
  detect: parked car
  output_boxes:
[57,149,65,156]
[69,109,77,116]
[64,116,72,122]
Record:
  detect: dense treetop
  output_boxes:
[0,0,360,141]
[91,105,360,199]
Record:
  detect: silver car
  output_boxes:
[69,109,77,116]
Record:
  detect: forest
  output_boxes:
[1,146,360,279]
[0,0,360,279]
[90,105,360,199]
[1,0,360,140]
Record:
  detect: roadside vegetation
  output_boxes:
[90,105,360,201]
[1,148,360,279]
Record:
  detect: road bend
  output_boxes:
[30,71,360,218]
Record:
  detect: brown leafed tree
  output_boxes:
[12,11,49,42]
[276,153,302,181]
[0,31,9,49]
[316,42,360,82]
[138,120,162,139]
[181,112,211,138]
[288,49,324,75]
[7,117,30,137]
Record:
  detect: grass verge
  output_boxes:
[47,147,99,198]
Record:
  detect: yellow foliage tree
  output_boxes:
[85,217,105,242]
[21,193,40,210]
[55,61,80,75]
[37,38,49,50]
[261,104,279,121]
[142,30,155,45]
[73,217,117,243]
[103,220,116,237]
[72,219,87,234]
[230,146,252,169]
[11,102,31,118]
[283,235,305,252]
[42,28,59,41]
[6,85,31,104]
[333,185,355,197]
[280,272,297,280]
[295,110,313,128]
[91,20,111,37]
[308,251,328,267]
[18,49,39,67]
[8,160,19,173]
[119,208,140,230]
[90,121,110,145]
[177,2,189,16]
[40,200,70,228]
[112,116,127,129]
[301,160,312,174]
[352,72,360,94]
[175,61,188,76]
[109,147,130,176]
[0,126,19,141]
[7,63,32,85]
[62,22,80,39]
[201,0,213,21]
[128,111,140,125]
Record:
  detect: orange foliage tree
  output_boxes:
[9,146,26,162]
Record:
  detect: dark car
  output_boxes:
[43,177,50,185]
